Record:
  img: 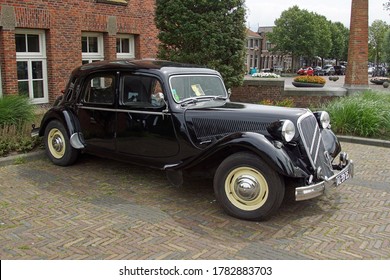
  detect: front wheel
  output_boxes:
[213,152,285,220]
[44,120,79,166]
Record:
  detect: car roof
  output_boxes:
[72,59,220,77]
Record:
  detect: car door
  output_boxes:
[116,73,179,158]
[77,72,117,152]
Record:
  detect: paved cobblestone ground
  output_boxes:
[0,142,389,260]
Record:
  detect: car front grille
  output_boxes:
[297,112,334,179]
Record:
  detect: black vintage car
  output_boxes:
[32,59,353,220]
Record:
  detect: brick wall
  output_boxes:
[0,0,159,103]
[231,78,344,108]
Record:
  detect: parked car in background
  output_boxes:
[314,66,325,76]
[368,66,375,75]
[333,65,346,75]
[297,67,314,76]
[322,65,335,76]
[373,66,387,77]
[32,59,353,221]
[273,66,284,73]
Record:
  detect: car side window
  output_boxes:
[83,74,115,104]
[121,75,165,108]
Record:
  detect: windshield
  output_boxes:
[169,75,227,103]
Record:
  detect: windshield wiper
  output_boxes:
[213,95,228,100]
[180,95,227,107]
[180,97,198,107]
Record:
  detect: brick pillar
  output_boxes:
[0,30,18,95]
[104,16,117,60]
[0,5,18,95]
[104,34,117,60]
[344,0,369,92]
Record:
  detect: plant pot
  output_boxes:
[292,81,325,88]
[370,79,388,85]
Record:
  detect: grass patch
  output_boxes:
[322,91,390,139]
[0,95,35,126]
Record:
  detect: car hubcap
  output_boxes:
[48,128,65,159]
[225,167,268,211]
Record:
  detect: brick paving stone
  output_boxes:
[0,142,389,260]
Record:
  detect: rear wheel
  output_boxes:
[213,152,285,220]
[44,120,79,166]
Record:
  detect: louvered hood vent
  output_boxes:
[191,117,270,140]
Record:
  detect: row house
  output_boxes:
[246,26,293,74]
[0,0,159,104]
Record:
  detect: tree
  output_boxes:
[313,15,332,65]
[383,29,390,63]
[329,22,349,63]
[385,1,390,12]
[155,0,247,88]
[268,6,316,70]
[268,6,339,70]
[369,20,390,65]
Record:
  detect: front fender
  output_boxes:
[171,132,308,178]
[39,108,85,149]
[321,128,341,158]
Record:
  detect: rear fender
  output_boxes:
[39,108,85,149]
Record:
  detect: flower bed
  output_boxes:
[292,75,326,88]
[251,72,281,78]
[293,75,326,84]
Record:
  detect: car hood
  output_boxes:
[183,100,309,144]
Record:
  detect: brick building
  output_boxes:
[245,28,261,73]
[0,0,159,104]
[257,26,292,73]
[245,27,293,74]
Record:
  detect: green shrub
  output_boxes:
[0,95,42,156]
[0,95,35,126]
[323,91,390,139]
[259,98,295,107]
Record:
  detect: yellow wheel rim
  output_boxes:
[47,128,65,159]
[225,167,269,211]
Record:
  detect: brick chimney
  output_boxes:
[344,0,369,92]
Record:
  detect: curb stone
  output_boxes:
[0,149,46,167]
[337,135,390,148]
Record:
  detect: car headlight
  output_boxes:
[267,120,296,143]
[314,111,331,129]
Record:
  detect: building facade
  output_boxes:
[0,0,159,104]
[245,28,261,74]
[257,26,292,73]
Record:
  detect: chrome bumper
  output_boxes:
[295,158,354,201]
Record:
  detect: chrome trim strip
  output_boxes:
[78,106,170,116]
[313,133,321,165]
[297,111,317,170]
[309,125,318,155]
[295,158,354,201]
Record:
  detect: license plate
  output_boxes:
[336,169,350,186]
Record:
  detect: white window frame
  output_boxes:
[116,34,135,59]
[82,32,104,64]
[15,29,48,104]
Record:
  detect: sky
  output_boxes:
[245,0,389,31]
